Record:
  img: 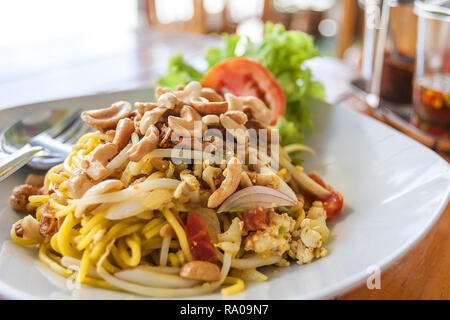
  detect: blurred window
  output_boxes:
[0,0,138,48]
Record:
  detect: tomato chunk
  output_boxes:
[240,207,270,231]
[308,173,344,219]
[185,213,217,262]
[202,57,286,125]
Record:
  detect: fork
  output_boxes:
[0,110,90,183]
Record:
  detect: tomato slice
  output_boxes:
[202,57,286,125]
[240,207,270,231]
[185,213,217,262]
[308,173,344,219]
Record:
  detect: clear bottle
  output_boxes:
[411,0,450,140]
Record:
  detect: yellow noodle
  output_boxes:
[28,195,49,203]
[35,204,46,221]
[10,221,41,246]
[77,247,91,283]
[79,210,108,235]
[49,197,68,211]
[221,277,245,296]
[76,222,107,251]
[56,213,81,259]
[142,217,165,235]
[161,208,192,261]
[55,204,75,218]
[83,276,118,291]
[90,222,143,261]
[44,164,64,193]
[121,233,141,267]
[110,242,129,269]
[167,252,180,267]
[50,233,60,253]
[48,173,66,184]
[103,257,120,274]
[38,244,73,278]
[143,221,165,240]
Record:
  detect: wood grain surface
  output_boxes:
[0,28,448,300]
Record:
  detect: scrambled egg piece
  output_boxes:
[244,211,295,255]
[288,201,329,265]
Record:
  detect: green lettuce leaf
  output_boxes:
[157,54,203,89]
[204,34,240,69]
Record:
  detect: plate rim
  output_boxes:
[0,89,449,300]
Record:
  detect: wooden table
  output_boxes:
[0,28,448,300]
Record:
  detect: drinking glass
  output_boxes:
[412,0,450,141]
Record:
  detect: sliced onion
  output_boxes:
[60,256,101,279]
[231,255,281,269]
[70,178,180,207]
[283,144,317,157]
[140,266,181,274]
[106,144,131,173]
[96,243,232,298]
[279,157,330,200]
[105,197,146,220]
[217,252,281,269]
[217,186,297,213]
[259,166,297,201]
[75,179,124,218]
[115,266,199,288]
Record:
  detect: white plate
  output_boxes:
[0,88,448,300]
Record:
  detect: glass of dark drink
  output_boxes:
[412,0,450,145]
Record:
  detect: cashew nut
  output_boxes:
[174,81,202,104]
[135,102,158,116]
[113,118,134,151]
[179,261,220,281]
[240,96,271,126]
[157,92,182,109]
[202,115,220,126]
[219,113,248,141]
[240,171,253,188]
[200,87,224,102]
[139,107,167,135]
[191,97,228,115]
[90,143,118,166]
[81,101,132,130]
[67,169,95,199]
[127,125,159,162]
[81,143,118,181]
[225,94,271,126]
[155,87,172,100]
[202,166,222,191]
[224,110,247,125]
[207,157,242,208]
[85,161,108,181]
[168,105,206,136]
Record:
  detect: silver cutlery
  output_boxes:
[0,109,91,182]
